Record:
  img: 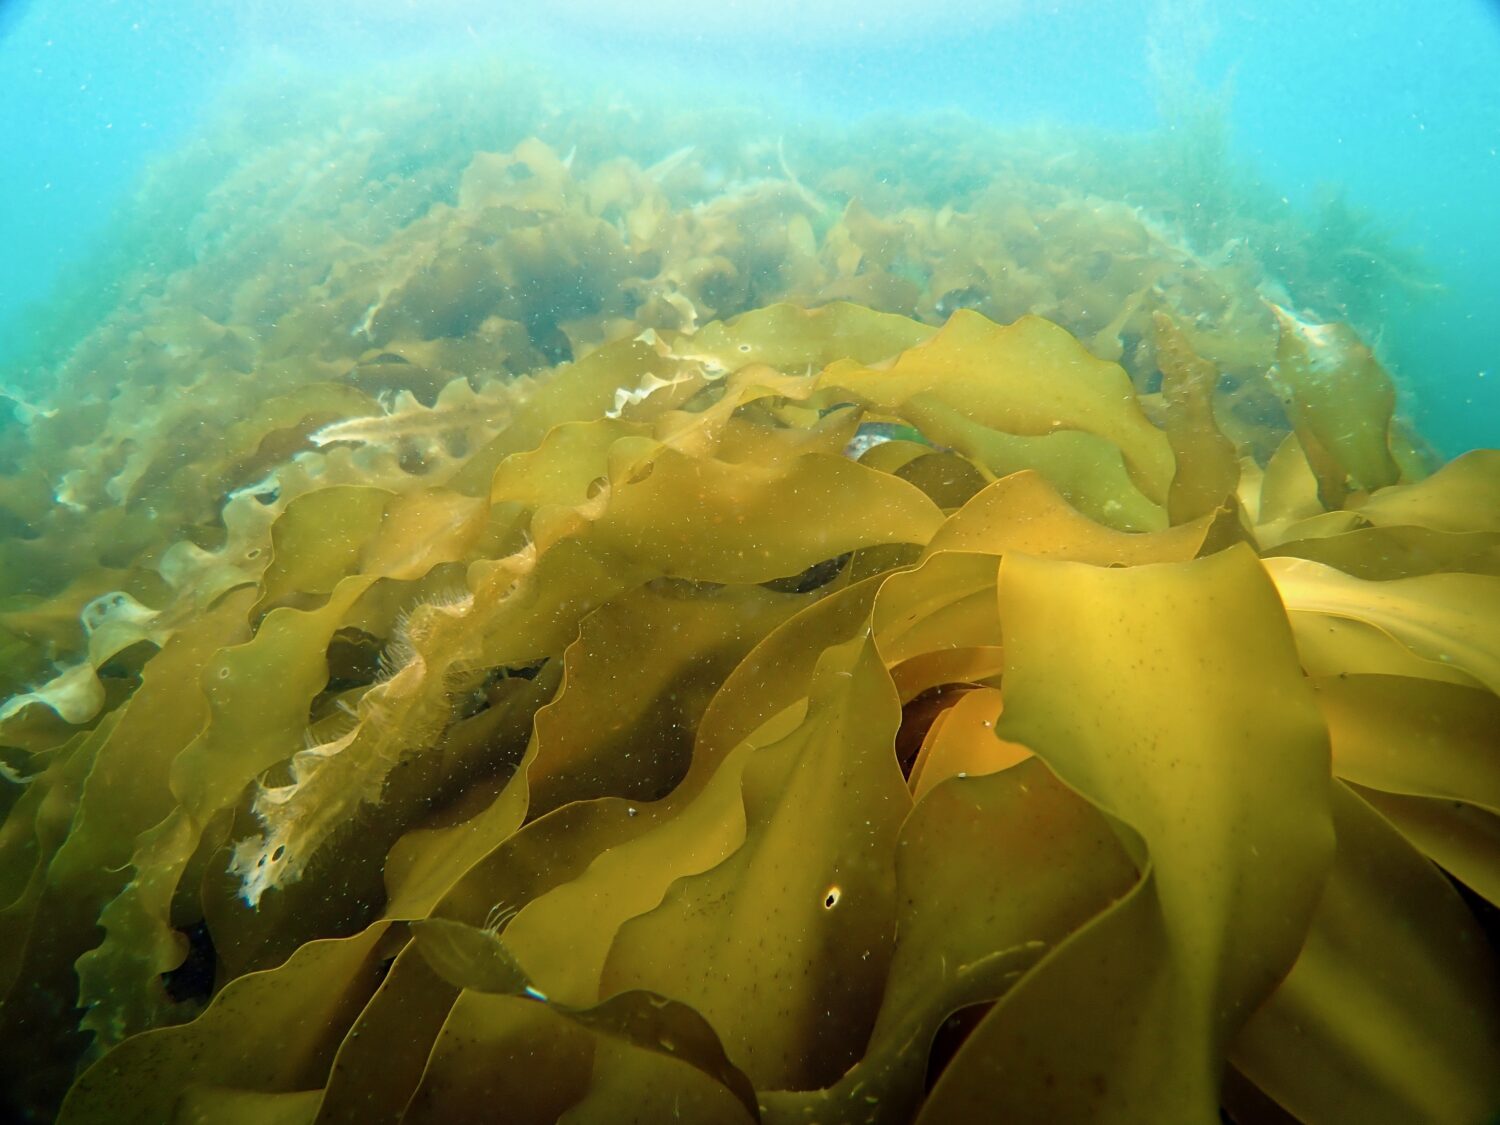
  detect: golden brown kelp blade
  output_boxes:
[1233,784,1500,1125]
[1153,310,1241,523]
[917,547,1333,1124]
[411,917,761,1122]
[1269,303,1402,506]
[2,279,1496,1125]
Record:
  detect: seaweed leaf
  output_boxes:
[411,918,761,1122]
[920,546,1335,1122]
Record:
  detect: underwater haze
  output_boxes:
[2,0,1498,451]
[2,2,1500,1124]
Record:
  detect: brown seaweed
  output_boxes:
[0,93,1493,1125]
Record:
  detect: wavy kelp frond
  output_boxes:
[1269,303,1401,504]
[1355,448,1500,533]
[1,289,1490,1125]
[234,411,941,908]
[597,635,909,1091]
[0,588,180,732]
[822,310,1175,508]
[62,923,399,1125]
[1268,557,1500,695]
[4,80,1438,707]
[1153,310,1242,522]
[412,917,761,1122]
[0,59,1488,1120]
[917,547,1333,1122]
[1313,675,1500,815]
[1233,783,1500,1125]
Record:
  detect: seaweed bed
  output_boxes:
[0,61,1497,1125]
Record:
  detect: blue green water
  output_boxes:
[1,0,1497,453]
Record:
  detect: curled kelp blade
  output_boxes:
[0,725,105,1114]
[411,918,760,1121]
[1314,674,1500,815]
[391,796,664,1112]
[1269,303,1401,506]
[670,300,933,374]
[1354,448,1500,534]
[1232,783,1500,1125]
[59,924,399,1125]
[1311,675,1500,907]
[597,635,910,1093]
[1152,310,1241,525]
[764,757,1136,1124]
[312,938,461,1125]
[521,581,814,821]
[918,546,1334,1123]
[904,686,1032,800]
[817,313,1174,532]
[390,644,880,1115]
[1266,523,1500,580]
[1353,786,1500,909]
[923,468,1224,564]
[1267,556,1500,695]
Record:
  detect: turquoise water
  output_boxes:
[1,0,1497,453]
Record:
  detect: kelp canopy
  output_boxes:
[0,59,1497,1125]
